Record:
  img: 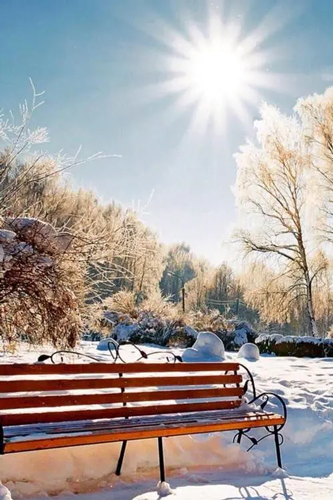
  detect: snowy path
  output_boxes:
[1,343,333,499]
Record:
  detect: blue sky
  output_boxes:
[1,0,333,265]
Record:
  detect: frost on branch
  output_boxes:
[0,217,80,348]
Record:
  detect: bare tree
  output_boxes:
[235,104,326,336]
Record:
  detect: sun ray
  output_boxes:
[123,2,298,139]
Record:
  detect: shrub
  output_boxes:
[0,218,81,348]
[256,334,333,357]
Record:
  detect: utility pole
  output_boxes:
[181,283,185,313]
[235,297,240,316]
[167,271,186,313]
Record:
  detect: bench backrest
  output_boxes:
[0,362,244,426]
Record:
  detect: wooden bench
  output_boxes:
[0,362,287,483]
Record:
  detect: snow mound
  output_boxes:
[182,332,225,362]
[272,467,289,478]
[237,343,260,361]
[157,481,173,497]
[96,338,118,351]
[0,483,12,500]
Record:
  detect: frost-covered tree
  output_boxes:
[0,84,113,346]
[296,88,333,244]
[160,244,196,303]
[235,104,326,336]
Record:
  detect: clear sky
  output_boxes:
[1,0,333,265]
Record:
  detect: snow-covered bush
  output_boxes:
[103,291,138,317]
[90,297,257,350]
[185,309,229,333]
[256,334,333,357]
[166,326,197,348]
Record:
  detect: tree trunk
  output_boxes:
[305,270,318,337]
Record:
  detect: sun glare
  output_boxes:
[135,6,289,137]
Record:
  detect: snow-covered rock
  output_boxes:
[237,343,260,361]
[182,331,225,362]
[96,338,118,351]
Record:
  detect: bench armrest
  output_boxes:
[248,391,287,430]
[238,363,257,400]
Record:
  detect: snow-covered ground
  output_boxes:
[1,342,333,499]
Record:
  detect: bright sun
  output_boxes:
[188,42,247,103]
[138,8,285,137]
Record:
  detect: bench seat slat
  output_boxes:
[0,374,243,394]
[4,409,278,438]
[3,412,285,454]
[0,362,240,376]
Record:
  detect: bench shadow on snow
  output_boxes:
[169,477,293,500]
[225,482,293,500]
[112,475,294,500]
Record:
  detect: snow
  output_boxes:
[237,343,260,361]
[0,230,16,243]
[182,332,225,362]
[256,333,331,345]
[1,342,333,499]
[233,328,248,346]
[156,481,173,497]
[113,323,139,342]
[3,217,73,256]
[0,483,12,500]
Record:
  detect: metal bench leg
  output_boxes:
[115,440,127,476]
[236,430,243,444]
[273,426,283,469]
[158,437,166,482]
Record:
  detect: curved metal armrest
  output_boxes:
[248,391,287,428]
[238,363,257,400]
[108,340,183,364]
[37,350,102,364]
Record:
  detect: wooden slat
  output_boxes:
[4,410,277,438]
[3,414,286,454]
[0,362,240,376]
[0,386,244,410]
[0,400,242,426]
[0,374,243,394]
